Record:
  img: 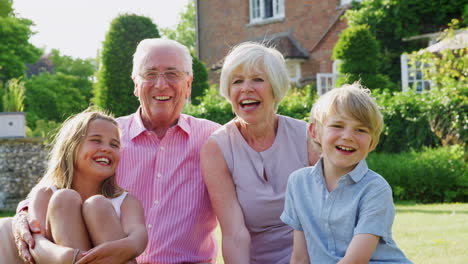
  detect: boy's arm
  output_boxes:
[290,230,310,264]
[337,233,379,264]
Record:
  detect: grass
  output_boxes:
[213,203,468,264]
[0,210,14,218]
[3,203,467,263]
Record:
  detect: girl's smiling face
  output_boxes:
[74,119,121,183]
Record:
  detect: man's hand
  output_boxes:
[12,210,41,264]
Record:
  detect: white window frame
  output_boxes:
[316,60,340,96]
[249,0,284,24]
[400,54,432,93]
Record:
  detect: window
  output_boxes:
[316,60,340,95]
[286,59,302,86]
[250,0,284,24]
[400,54,432,92]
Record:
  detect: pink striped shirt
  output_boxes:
[116,110,220,264]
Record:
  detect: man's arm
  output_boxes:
[12,209,41,263]
[201,139,251,264]
[290,230,310,264]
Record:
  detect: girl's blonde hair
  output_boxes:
[43,107,123,198]
[310,82,384,151]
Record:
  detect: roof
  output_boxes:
[210,33,309,71]
[425,30,468,52]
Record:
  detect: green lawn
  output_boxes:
[3,203,467,263]
[214,203,468,264]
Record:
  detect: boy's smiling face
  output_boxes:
[310,110,375,177]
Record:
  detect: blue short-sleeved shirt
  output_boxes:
[281,158,412,263]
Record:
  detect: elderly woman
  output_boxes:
[201,42,319,264]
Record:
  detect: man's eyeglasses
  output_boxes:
[140,70,188,84]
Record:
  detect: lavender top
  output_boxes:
[211,115,309,264]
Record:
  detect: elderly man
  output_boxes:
[3,38,220,263]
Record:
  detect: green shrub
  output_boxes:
[374,89,440,153]
[367,145,467,203]
[277,85,316,121]
[183,84,234,125]
[190,56,209,105]
[2,78,25,112]
[333,24,391,90]
[94,14,160,117]
[26,119,60,143]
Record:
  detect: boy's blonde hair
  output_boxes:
[43,107,124,198]
[309,83,384,151]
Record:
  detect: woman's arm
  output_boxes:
[337,234,379,264]
[201,139,251,264]
[290,230,310,264]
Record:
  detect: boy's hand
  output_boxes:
[12,210,41,264]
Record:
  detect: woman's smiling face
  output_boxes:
[229,66,276,124]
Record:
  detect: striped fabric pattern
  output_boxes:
[116,111,221,264]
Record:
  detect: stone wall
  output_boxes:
[0,138,48,211]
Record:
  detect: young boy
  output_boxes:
[280,83,412,263]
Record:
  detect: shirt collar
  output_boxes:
[347,159,369,183]
[128,109,191,140]
[311,157,369,184]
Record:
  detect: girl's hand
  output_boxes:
[75,241,133,264]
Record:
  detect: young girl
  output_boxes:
[28,108,147,263]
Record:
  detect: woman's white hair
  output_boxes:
[219,41,290,110]
[132,38,193,79]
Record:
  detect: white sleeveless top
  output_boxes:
[49,186,128,218]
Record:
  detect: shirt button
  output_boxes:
[157,173,162,178]
[154,200,159,205]
[160,146,165,150]
[148,224,153,229]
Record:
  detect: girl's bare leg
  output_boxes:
[0,217,25,263]
[82,195,125,245]
[46,189,91,251]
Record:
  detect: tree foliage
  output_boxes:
[346,0,468,85]
[94,14,160,117]
[49,49,95,102]
[0,0,41,83]
[191,56,209,105]
[410,21,468,148]
[25,72,89,127]
[162,1,210,104]
[161,0,196,53]
[333,24,390,90]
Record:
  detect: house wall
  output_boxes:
[197,0,349,85]
[0,138,48,211]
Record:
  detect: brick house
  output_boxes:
[195,0,358,93]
